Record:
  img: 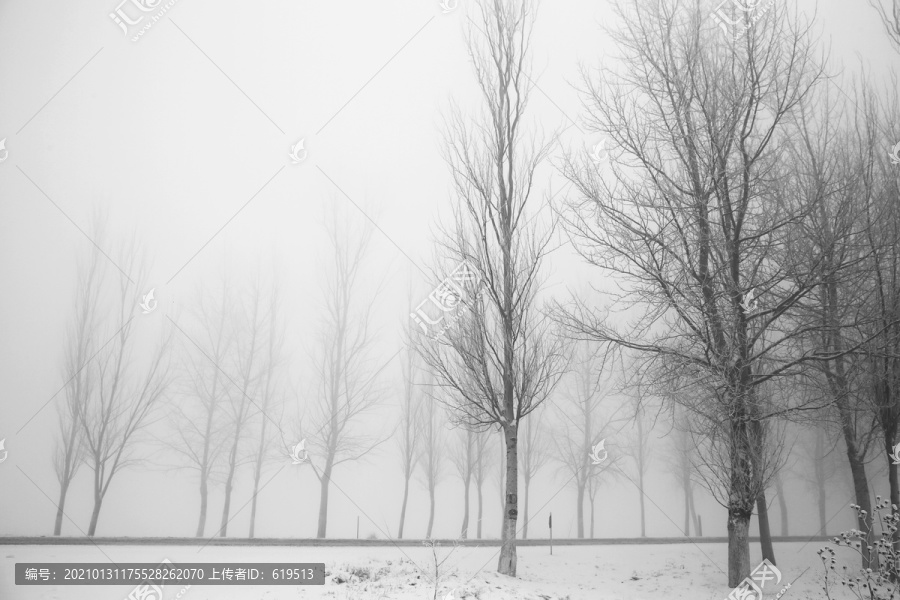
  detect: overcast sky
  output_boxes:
[0,0,895,540]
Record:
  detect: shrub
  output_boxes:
[819,497,900,599]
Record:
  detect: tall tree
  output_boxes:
[520,401,550,539]
[787,81,888,566]
[396,306,422,540]
[418,0,567,575]
[218,277,267,537]
[167,275,234,538]
[552,343,621,539]
[53,222,103,535]
[308,206,387,538]
[248,279,285,538]
[861,83,900,557]
[624,391,653,537]
[79,236,171,536]
[418,383,446,539]
[473,428,493,539]
[449,427,475,539]
[665,407,699,537]
[557,0,827,584]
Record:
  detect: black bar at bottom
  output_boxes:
[15,563,325,585]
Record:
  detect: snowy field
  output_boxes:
[1,542,833,600]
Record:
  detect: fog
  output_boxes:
[0,0,896,569]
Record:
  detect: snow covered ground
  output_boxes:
[1,541,832,600]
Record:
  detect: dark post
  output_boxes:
[549,513,553,555]
[698,515,703,537]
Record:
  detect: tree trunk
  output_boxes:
[461,475,471,539]
[196,475,208,537]
[497,424,518,576]
[426,484,436,539]
[683,479,691,536]
[590,495,596,538]
[522,475,530,539]
[576,482,585,539]
[689,486,699,536]
[812,427,827,536]
[638,469,646,537]
[248,464,262,538]
[846,442,876,568]
[756,492,775,564]
[773,472,788,536]
[727,510,751,587]
[316,462,333,538]
[219,453,237,537]
[53,481,69,536]
[817,475,827,536]
[87,493,103,537]
[397,475,410,539]
[477,480,484,539]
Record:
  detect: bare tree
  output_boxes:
[418,383,446,539]
[449,427,475,539]
[79,237,172,536]
[417,0,567,575]
[623,392,653,537]
[552,343,622,539]
[473,428,493,539]
[53,226,104,535]
[248,279,286,538]
[787,80,889,566]
[664,407,699,537]
[396,308,422,539]
[166,275,234,537]
[870,0,900,52]
[218,277,268,537]
[557,0,827,584]
[795,422,846,537]
[307,207,386,538]
[520,400,550,539]
[858,80,900,558]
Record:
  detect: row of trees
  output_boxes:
[50,208,667,544]
[49,0,899,588]
[550,0,900,587]
[413,0,900,585]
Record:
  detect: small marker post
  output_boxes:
[549,513,553,555]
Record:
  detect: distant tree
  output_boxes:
[418,381,447,539]
[396,304,422,540]
[248,279,286,538]
[664,406,699,537]
[623,391,654,537]
[307,206,388,538]
[167,274,234,538]
[520,401,550,539]
[53,218,104,535]
[473,428,493,539]
[218,277,268,537]
[78,236,172,536]
[449,426,475,539]
[552,342,622,539]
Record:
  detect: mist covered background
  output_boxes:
[0,0,896,544]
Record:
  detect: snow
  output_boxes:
[1,541,831,599]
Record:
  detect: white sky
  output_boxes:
[0,0,895,540]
